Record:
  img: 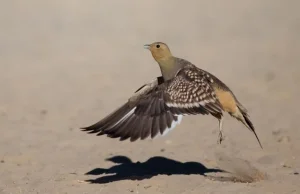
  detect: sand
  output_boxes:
[1,0,300,193]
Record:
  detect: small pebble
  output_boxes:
[165,140,172,145]
[277,136,290,143]
[144,184,152,189]
[77,180,88,184]
[280,162,292,168]
[272,129,281,136]
[265,72,275,82]
[40,109,48,115]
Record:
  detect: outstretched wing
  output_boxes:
[82,67,224,142]
[81,77,182,141]
[164,66,224,118]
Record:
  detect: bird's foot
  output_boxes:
[217,131,223,144]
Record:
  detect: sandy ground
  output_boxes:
[1,0,300,193]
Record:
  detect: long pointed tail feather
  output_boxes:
[238,107,263,149]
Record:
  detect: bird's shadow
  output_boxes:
[85,155,224,184]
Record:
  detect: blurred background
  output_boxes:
[1,0,300,193]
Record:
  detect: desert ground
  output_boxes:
[1,0,300,193]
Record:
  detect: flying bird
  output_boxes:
[81,42,262,148]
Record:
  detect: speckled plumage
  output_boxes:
[81,42,262,148]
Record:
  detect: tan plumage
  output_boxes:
[81,42,262,148]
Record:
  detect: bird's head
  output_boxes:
[144,42,173,63]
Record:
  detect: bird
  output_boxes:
[81,42,262,148]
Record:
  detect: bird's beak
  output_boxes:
[144,44,150,50]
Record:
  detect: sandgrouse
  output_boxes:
[81,42,262,148]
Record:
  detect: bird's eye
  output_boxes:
[156,44,160,48]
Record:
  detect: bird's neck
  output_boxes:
[158,57,184,81]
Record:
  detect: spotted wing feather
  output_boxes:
[165,67,223,118]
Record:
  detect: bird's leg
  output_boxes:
[217,117,224,144]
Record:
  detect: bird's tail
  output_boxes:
[236,104,263,149]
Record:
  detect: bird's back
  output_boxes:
[173,57,241,113]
